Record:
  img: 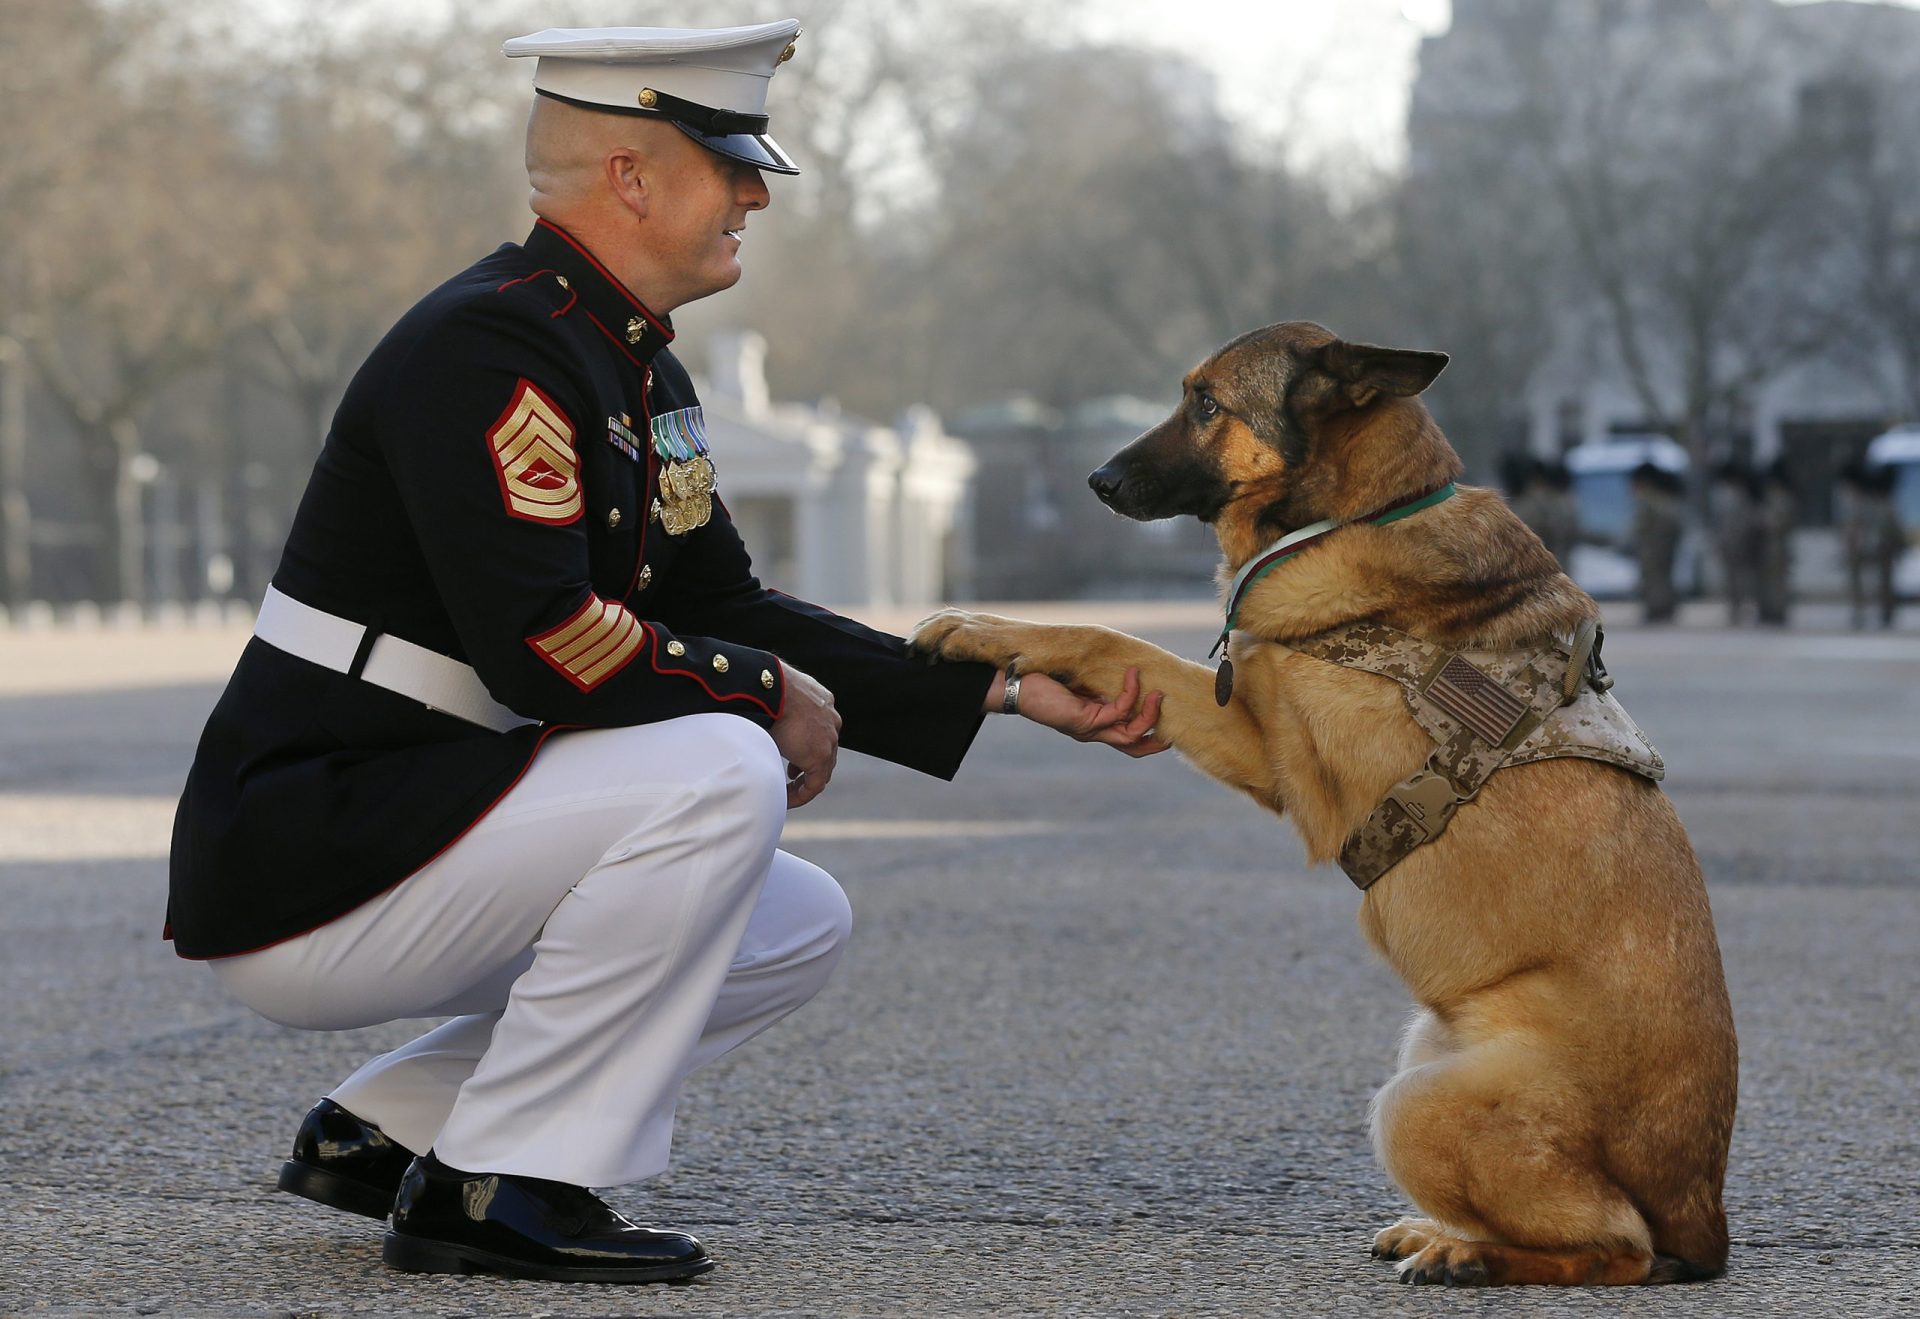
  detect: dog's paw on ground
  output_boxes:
[1395,1237,1493,1286]
[1370,1217,1439,1261]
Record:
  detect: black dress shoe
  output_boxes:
[276,1098,415,1220]
[382,1153,713,1283]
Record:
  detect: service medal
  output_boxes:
[650,406,715,536]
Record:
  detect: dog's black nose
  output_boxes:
[1089,465,1122,504]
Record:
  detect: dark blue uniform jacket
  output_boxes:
[168,220,992,959]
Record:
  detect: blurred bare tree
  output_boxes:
[238,31,521,458]
[0,0,122,606]
[1821,75,1920,418]
[10,2,264,605]
[1494,3,1838,477]
[724,37,1352,420]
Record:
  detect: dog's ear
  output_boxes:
[1317,340,1449,408]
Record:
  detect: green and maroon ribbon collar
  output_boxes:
[1208,482,1457,704]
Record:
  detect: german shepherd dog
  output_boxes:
[911,322,1737,1287]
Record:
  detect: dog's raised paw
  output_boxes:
[907,608,1021,667]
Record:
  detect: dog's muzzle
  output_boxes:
[1089,462,1133,511]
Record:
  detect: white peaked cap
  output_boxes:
[504,21,801,175]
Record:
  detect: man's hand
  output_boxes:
[996,666,1169,758]
[771,662,841,808]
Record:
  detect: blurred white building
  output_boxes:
[697,332,977,607]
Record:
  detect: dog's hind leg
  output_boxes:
[1370,1034,1655,1287]
[1368,1009,1458,1263]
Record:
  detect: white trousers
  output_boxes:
[210,713,851,1189]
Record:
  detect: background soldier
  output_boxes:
[1504,454,1578,568]
[1838,460,1904,629]
[1755,457,1796,626]
[1629,461,1684,623]
[1709,460,1759,626]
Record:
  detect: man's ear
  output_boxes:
[1317,340,1449,408]
[605,147,649,220]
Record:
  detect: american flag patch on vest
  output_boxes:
[1424,654,1528,746]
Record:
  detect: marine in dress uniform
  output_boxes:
[165,21,1162,1285]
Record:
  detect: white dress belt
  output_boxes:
[253,585,538,734]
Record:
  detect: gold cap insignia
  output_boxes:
[638,88,658,109]
[626,317,647,345]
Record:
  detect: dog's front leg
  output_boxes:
[910,610,1274,797]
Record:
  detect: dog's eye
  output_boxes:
[1197,394,1220,419]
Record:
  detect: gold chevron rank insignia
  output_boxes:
[527,594,646,691]
[487,379,582,524]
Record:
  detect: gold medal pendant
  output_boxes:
[681,455,716,498]
[659,493,711,536]
[658,459,713,535]
[659,496,696,536]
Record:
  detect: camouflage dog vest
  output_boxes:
[1288,620,1665,889]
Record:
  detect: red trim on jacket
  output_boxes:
[496,268,555,292]
[494,268,578,317]
[644,628,782,720]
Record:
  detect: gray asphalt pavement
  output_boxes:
[1,610,1917,1317]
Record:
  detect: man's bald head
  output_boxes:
[525,96,681,220]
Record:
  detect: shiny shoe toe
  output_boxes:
[383,1154,713,1283]
[276,1098,415,1220]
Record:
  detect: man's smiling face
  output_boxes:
[644,128,770,308]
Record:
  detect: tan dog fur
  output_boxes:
[912,321,1737,1287]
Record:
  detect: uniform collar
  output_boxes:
[524,219,675,366]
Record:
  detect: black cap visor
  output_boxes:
[670,121,799,175]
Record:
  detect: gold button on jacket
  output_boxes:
[761,669,775,689]
[666,640,686,657]
[712,654,730,673]
[636,564,652,588]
